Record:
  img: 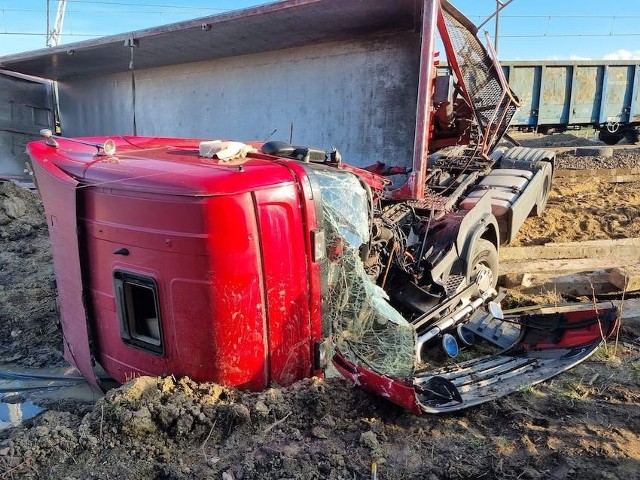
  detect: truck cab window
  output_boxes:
[114,271,163,355]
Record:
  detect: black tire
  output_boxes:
[598,131,623,145]
[624,129,639,145]
[468,239,498,290]
[530,163,552,217]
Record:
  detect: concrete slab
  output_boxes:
[609,265,640,292]
[500,238,640,261]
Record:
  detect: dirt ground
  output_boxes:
[514,175,640,246]
[1,135,639,479]
[0,182,63,368]
[514,144,640,246]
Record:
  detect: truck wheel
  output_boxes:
[468,239,498,290]
[530,165,552,217]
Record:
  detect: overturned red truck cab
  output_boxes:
[27,0,617,413]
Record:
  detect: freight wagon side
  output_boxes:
[502,60,640,144]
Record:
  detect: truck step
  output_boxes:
[463,309,521,349]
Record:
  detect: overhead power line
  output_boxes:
[470,14,640,19]
[1,5,639,42]
[1,8,228,14]
[0,32,99,37]
[500,33,640,38]
[3,31,638,39]
[64,0,230,10]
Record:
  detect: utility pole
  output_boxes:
[495,0,503,54]
[477,0,512,55]
[46,0,67,47]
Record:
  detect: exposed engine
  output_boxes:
[363,203,416,281]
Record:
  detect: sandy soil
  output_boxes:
[513,136,640,246]
[1,138,639,479]
[515,179,640,246]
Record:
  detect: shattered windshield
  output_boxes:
[310,168,416,378]
[312,169,370,247]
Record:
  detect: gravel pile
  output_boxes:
[517,132,605,148]
[509,132,640,169]
[555,148,640,170]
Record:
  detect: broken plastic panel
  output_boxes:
[311,169,417,378]
[311,168,620,413]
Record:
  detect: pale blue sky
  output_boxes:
[0,0,638,60]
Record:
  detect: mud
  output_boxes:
[1,140,640,479]
[0,182,63,368]
[1,353,639,479]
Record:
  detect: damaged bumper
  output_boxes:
[334,304,619,414]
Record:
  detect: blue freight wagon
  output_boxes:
[501,60,640,145]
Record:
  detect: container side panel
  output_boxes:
[56,34,420,168]
[539,66,571,125]
[633,66,640,122]
[0,73,54,178]
[603,66,633,123]
[57,73,134,137]
[570,66,603,124]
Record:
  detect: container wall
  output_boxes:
[504,66,541,127]
[0,71,54,178]
[569,66,603,124]
[57,73,134,137]
[601,65,635,123]
[504,61,640,129]
[633,65,640,122]
[538,66,572,125]
[57,33,420,168]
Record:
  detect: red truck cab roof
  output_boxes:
[28,136,299,196]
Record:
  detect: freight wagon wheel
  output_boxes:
[625,129,639,145]
[598,130,623,145]
[468,239,498,290]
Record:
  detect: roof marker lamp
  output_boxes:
[100,139,117,156]
[40,129,59,147]
[39,129,116,156]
